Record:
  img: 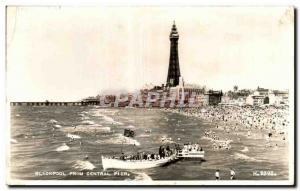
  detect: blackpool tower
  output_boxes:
[166,21,181,87]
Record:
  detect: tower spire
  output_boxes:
[166,22,181,87]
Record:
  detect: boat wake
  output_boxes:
[96,134,140,146]
[72,160,96,171]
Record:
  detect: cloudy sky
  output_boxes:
[7,6,294,101]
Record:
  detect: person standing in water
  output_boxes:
[215,169,220,180]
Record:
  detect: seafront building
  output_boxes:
[220,87,289,106]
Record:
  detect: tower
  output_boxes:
[166,21,181,87]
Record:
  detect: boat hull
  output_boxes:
[102,155,177,170]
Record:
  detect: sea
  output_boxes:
[10,106,289,181]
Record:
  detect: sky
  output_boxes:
[6,6,294,101]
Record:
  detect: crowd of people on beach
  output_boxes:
[204,130,232,150]
[165,105,289,143]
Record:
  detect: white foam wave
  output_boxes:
[162,139,175,143]
[97,134,140,146]
[88,110,123,125]
[201,136,214,141]
[233,152,262,162]
[241,146,249,153]
[56,143,70,152]
[81,116,90,120]
[82,120,95,125]
[54,124,62,128]
[138,134,151,138]
[161,135,174,143]
[67,133,81,139]
[102,116,123,125]
[48,119,58,124]
[11,139,18,144]
[61,125,110,133]
[90,109,118,116]
[90,112,103,117]
[214,139,233,144]
[72,160,95,171]
[134,172,152,181]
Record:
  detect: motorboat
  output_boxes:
[176,144,205,159]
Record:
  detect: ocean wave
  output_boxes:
[56,143,70,152]
[67,133,81,139]
[160,135,175,143]
[241,146,249,153]
[72,160,95,171]
[233,152,262,162]
[89,111,104,117]
[81,120,95,125]
[102,116,123,125]
[48,119,58,124]
[201,136,214,141]
[61,125,110,133]
[96,134,140,146]
[138,134,151,138]
[15,133,26,138]
[80,116,90,120]
[88,110,123,125]
[214,139,233,144]
[133,172,152,181]
[90,109,118,116]
[162,140,175,144]
[11,139,18,144]
[54,124,62,128]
